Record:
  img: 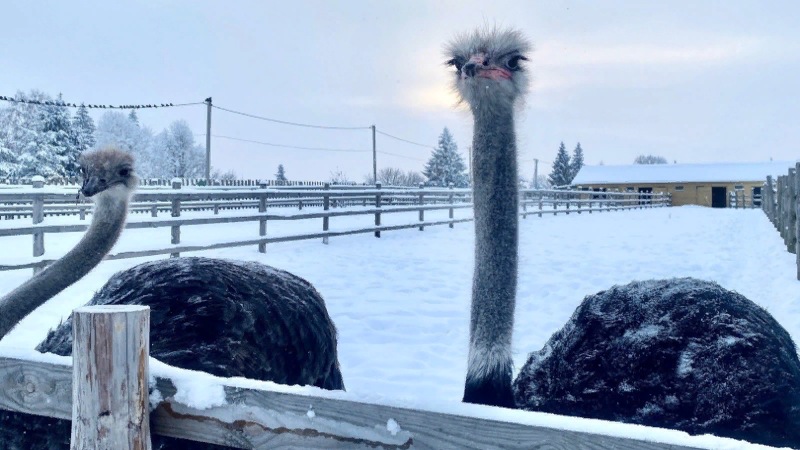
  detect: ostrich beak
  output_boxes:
[461,54,512,81]
[80,177,106,197]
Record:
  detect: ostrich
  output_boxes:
[447,27,800,448]
[446,27,530,407]
[0,148,344,450]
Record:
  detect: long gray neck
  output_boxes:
[463,103,518,407]
[0,191,129,339]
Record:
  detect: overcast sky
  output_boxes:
[1,1,798,181]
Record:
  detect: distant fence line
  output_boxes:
[0,176,334,187]
[762,162,800,280]
[0,182,671,273]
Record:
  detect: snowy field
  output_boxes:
[1,205,798,449]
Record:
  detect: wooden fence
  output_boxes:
[762,162,800,280]
[0,306,749,449]
[0,184,670,273]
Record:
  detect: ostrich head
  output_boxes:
[78,148,138,199]
[446,28,531,113]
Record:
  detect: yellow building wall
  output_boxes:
[575,181,764,207]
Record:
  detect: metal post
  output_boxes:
[371,125,377,185]
[533,158,539,189]
[205,97,212,185]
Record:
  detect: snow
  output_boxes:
[1,205,798,449]
[572,161,798,185]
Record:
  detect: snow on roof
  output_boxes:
[572,161,798,185]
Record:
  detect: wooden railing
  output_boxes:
[0,185,670,273]
[0,307,754,449]
[762,163,800,280]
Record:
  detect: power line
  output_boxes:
[376,150,425,161]
[212,104,371,131]
[211,134,370,153]
[375,129,434,149]
[0,95,203,109]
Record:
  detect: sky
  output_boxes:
[1,1,798,181]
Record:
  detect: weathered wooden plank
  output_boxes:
[0,357,709,450]
[71,305,151,449]
[0,357,72,420]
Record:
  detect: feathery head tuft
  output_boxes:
[445,27,531,111]
[78,147,138,198]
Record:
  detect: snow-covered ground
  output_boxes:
[1,205,798,449]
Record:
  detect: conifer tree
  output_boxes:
[570,142,585,181]
[72,104,96,155]
[276,164,287,183]
[548,141,572,187]
[423,127,469,187]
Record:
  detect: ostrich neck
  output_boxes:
[469,104,518,362]
[0,192,129,339]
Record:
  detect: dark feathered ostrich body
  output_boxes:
[446,28,530,407]
[0,148,343,450]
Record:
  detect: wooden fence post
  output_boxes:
[538,191,543,218]
[31,177,45,268]
[521,190,528,219]
[786,167,797,253]
[170,180,181,258]
[448,183,455,228]
[323,183,330,244]
[374,182,382,238]
[766,176,775,226]
[71,305,151,450]
[258,191,268,253]
[565,191,570,215]
[795,163,800,280]
[418,183,425,231]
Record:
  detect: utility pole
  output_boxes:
[205,97,212,185]
[533,158,539,189]
[371,125,377,184]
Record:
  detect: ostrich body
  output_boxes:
[513,278,800,448]
[446,28,530,407]
[0,148,343,449]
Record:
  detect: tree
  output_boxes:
[329,169,352,185]
[128,109,139,126]
[94,111,153,175]
[634,154,668,164]
[423,127,469,187]
[211,167,237,180]
[275,164,287,183]
[72,104,96,156]
[39,94,77,178]
[548,141,572,187]
[159,120,204,178]
[0,90,54,178]
[570,142,585,181]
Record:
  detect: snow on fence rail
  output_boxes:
[0,307,752,449]
[0,182,670,273]
[762,162,800,280]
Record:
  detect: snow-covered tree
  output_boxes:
[275,164,287,183]
[570,142,585,181]
[423,127,468,187]
[634,154,668,164]
[128,109,139,126]
[211,167,237,180]
[157,120,204,178]
[94,111,154,175]
[548,141,572,187]
[38,94,77,178]
[71,104,96,156]
[2,90,67,179]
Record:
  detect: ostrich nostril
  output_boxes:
[99,179,107,184]
[482,59,489,66]
[463,62,477,78]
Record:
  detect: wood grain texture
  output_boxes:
[70,306,151,450]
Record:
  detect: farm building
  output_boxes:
[571,161,797,207]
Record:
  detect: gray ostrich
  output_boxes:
[0,147,344,450]
[445,28,530,407]
[446,27,800,448]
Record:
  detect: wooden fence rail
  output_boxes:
[0,307,750,449]
[0,184,671,273]
[761,162,800,280]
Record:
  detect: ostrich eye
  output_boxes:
[119,168,130,177]
[447,57,466,72]
[506,55,527,71]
